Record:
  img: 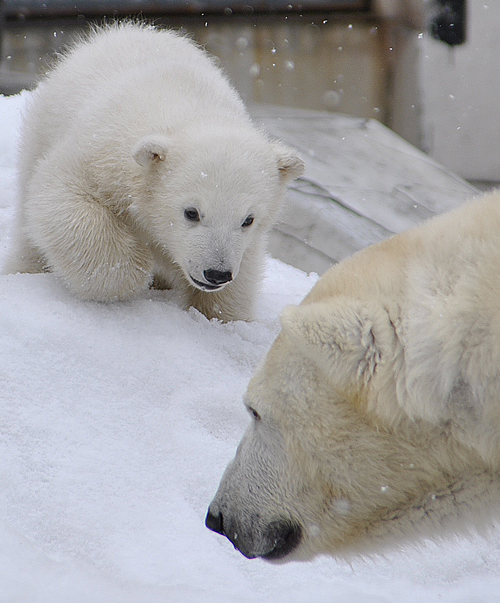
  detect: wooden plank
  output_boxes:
[3,0,368,18]
[250,105,478,273]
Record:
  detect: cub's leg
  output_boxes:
[22,162,154,301]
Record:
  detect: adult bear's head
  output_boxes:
[132,127,303,294]
[206,298,498,561]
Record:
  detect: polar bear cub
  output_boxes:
[5,23,303,321]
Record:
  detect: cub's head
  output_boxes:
[206,298,491,561]
[132,128,303,293]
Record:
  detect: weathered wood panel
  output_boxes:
[251,105,478,273]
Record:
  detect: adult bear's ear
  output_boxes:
[133,135,171,167]
[273,142,305,184]
[280,300,394,388]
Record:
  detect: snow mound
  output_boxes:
[1,92,500,602]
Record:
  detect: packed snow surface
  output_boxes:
[1,92,500,602]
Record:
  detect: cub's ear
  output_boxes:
[273,142,305,184]
[133,134,171,167]
[280,300,393,387]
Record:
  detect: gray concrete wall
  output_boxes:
[390,3,500,181]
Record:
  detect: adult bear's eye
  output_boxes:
[184,207,200,222]
[241,215,254,228]
[247,406,261,422]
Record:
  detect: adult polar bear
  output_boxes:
[207,189,500,560]
[4,23,303,321]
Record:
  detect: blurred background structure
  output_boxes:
[1,0,498,186]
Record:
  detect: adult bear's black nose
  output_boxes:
[205,506,302,560]
[205,507,258,559]
[204,269,232,286]
[205,508,224,535]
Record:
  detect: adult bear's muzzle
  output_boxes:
[205,505,302,560]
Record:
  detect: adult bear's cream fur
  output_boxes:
[207,190,500,560]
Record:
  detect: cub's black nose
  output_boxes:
[204,269,232,286]
[205,508,224,535]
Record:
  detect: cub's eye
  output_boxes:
[241,215,254,228]
[184,208,201,222]
[247,406,261,422]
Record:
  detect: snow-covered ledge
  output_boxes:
[251,105,477,275]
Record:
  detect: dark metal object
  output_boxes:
[430,0,466,46]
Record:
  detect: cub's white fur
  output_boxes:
[4,23,303,320]
[207,190,500,560]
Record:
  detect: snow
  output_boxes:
[1,91,500,603]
